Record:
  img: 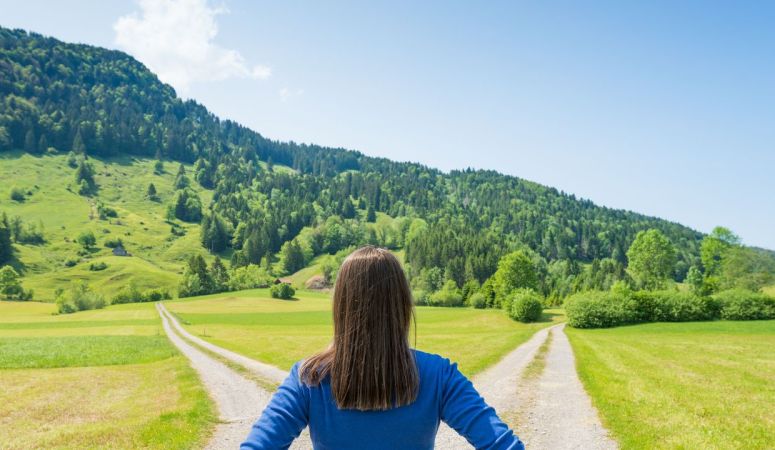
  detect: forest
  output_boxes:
[1,26,773,308]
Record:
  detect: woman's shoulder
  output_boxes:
[412,349,456,374]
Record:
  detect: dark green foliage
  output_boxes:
[270,282,295,299]
[76,230,96,249]
[366,205,376,222]
[713,289,775,320]
[9,186,25,202]
[280,239,306,274]
[111,283,171,304]
[200,213,231,253]
[172,189,202,222]
[631,290,719,323]
[88,261,108,271]
[507,289,543,323]
[1,265,32,300]
[97,203,117,219]
[146,182,158,201]
[0,216,11,264]
[74,157,96,195]
[104,237,123,248]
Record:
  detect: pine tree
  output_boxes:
[72,129,86,154]
[210,257,229,292]
[24,130,36,153]
[37,134,48,154]
[366,205,376,222]
[146,183,158,200]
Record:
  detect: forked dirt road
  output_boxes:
[157,304,615,449]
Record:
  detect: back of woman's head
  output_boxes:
[300,246,419,410]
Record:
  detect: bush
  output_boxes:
[713,289,775,320]
[468,292,487,309]
[428,280,464,307]
[104,237,123,249]
[507,289,543,322]
[88,261,108,271]
[64,257,78,267]
[270,283,295,299]
[227,264,273,291]
[56,283,106,314]
[10,186,25,202]
[112,283,171,304]
[632,290,719,322]
[412,289,429,306]
[564,291,638,328]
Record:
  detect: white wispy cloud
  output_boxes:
[280,87,304,102]
[114,0,271,93]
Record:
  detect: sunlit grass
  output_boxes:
[0,301,214,448]
[567,321,775,449]
[0,357,214,449]
[168,289,563,376]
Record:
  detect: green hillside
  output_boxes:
[1,26,773,304]
[0,151,212,299]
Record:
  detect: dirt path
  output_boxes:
[156,304,312,449]
[516,324,617,449]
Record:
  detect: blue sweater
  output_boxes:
[241,350,524,450]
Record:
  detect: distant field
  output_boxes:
[567,321,775,449]
[167,288,563,376]
[0,301,213,449]
[763,285,775,296]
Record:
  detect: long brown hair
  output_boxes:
[299,246,419,410]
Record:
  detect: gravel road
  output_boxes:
[516,324,618,450]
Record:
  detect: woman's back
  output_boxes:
[241,349,522,450]
[240,246,523,449]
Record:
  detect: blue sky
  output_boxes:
[2,0,774,249]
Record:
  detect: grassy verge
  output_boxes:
[0,301,215,448]
[567,321,775,449]
[167,289,563,376]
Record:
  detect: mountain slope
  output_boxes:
[1,26,709,299]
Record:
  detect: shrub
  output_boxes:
[227,264,273,291]
[412,289,429,306]
[56,282,106,314]
[270,283,295,299]
[64,257,78,267]
[630,290,719,322]
[468,292,487,309]
[112,284,172,304]
[564,291,638,328]
[88,261,108,271]
[428,280,464,307]
[507,289,543,323]
[104,237,123,248]
[713,289,775,320]
[10,186,25,202]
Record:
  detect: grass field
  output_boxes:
[567,321,775,449]
[763,285,775,296]
[0,301,214,449]
[166,288,563,376]
[0,151,214,300]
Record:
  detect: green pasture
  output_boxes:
[166,288,563,376]
[0,152,211,300]
[567,321,775,449]
[0,300,214,449]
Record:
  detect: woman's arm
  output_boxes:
[440,360,525,450]
[241,362,309,450]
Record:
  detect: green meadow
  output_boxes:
[0,151,211,300]
[0,301,214,449]
[165,288,563,376]
[567,321,775,449]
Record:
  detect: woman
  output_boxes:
[241,246,523,449]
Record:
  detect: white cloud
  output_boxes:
[114,0,270,93]
[279,87,304,102]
